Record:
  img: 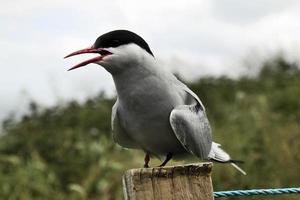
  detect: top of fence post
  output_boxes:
[122,162,214,200]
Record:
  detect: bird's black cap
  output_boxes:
[94,30,154,56]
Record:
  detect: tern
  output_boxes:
[65,30,246,175]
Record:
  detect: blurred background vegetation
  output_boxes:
[0,56,299,200]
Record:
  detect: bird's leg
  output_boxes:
[144,153,150,168]
[158,153,173,167]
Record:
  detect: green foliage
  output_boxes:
[1,56,299,199]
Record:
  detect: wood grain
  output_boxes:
[122,162,214,200]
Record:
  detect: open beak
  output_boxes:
[64,47,112,71]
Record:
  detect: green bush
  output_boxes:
[1,56,299,200]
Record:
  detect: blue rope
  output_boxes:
[214,187,300,198]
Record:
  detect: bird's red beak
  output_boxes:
[64,47,112,71]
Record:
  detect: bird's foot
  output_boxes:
[143,153,150,168]
[157,152,172,167]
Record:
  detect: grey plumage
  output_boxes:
[65,30,246,175]
[170,102,212,160]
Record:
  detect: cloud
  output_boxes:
[211,0,299,24]
[1,0,300,120]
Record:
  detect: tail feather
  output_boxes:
[231,163,247,175]
[208,142,246,175]
[230,159,244,164]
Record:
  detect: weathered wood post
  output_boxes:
[122,162,214,200]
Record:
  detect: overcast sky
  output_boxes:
[1,0,300,120]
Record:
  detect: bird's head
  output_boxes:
[64,30,154,74]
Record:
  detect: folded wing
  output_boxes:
[169,89,212,159]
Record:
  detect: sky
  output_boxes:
[1,0,300,120]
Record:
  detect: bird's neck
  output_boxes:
[112,61,155,96]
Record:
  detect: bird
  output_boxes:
[64,30,246,175]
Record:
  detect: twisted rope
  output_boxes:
[214,187,300,198]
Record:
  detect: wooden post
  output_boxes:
[122,162,214,200]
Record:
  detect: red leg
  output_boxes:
[158,153,173,167]
[144,153,150,168]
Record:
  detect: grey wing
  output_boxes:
[169,91,212,159]
[112,99,138,148]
